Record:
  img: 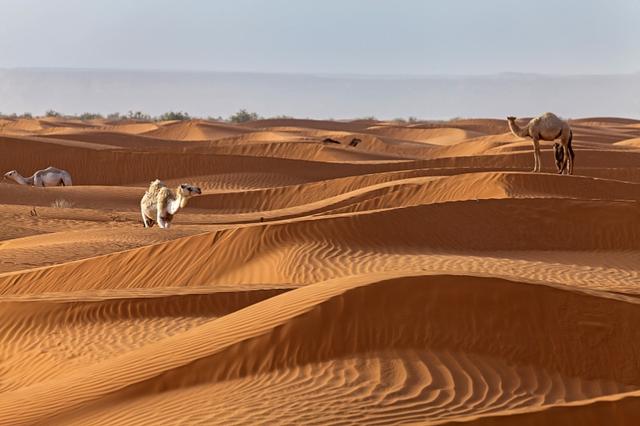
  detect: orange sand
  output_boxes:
[0,116,639,425]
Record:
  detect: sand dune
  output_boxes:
[144,120,252,141]
[2,274,640,425]
[40,131,191,151]
[365,126,484,145]
[614,137,640,148]
[0,117,638,424]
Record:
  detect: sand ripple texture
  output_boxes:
[1,117,639,425]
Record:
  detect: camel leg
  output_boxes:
[553,143,563,174]
[141,207,151,228]
[563,146,572,175]
[562,131,574,175]
[156,210,170,229]
[157,214,166,229]
[568,140,575,175]
[557,144,567,174]
[156,202,167,228]
[532,137,541,172]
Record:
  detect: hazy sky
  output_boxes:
[0,0,638,75]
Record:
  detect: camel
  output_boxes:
[553,142,575,175]
[506,113,574,174]
[140,179,201,229]
[322,138,341,145]
[3,167,73,186]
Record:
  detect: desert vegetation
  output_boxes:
[157,111,191,121]
[228,109,261,123]
[50,199,75,209]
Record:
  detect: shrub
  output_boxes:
[157,111,190,121]
[127,110,151,120]
[50,199,75,208]
[228,109,261,123]
[79,112,104,120]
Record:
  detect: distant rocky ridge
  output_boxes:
[0,68,638,119]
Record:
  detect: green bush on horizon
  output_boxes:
[158,111,190,121]
[228,109,261,123]
[79,112,104,120]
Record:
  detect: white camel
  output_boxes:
[140,179,201,229]
[3,167,73,186]
[507,113,574,175]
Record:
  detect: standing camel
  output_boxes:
[506,113,574,175]
[3,167,73,186]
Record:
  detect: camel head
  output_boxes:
[177,183,202,199]
[3,170,19,182]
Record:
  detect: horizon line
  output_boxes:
[1,66,639,79]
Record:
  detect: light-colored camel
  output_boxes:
[3,167,73,186]
[140,179,201,229]
[507,112,574,174]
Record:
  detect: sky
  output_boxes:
[0,0,638,75]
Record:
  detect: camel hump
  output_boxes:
[157,186,171,197]
[541,112,565,123]
[148,179,166,192]
[145,179,168,201]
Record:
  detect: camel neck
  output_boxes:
[508,120,528,138]
[167,194,187,215]
[179,194,190,209]
[12,173,30,185]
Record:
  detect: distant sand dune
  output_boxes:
[144,120,252,141]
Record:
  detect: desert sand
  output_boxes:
[0,116,639,425]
